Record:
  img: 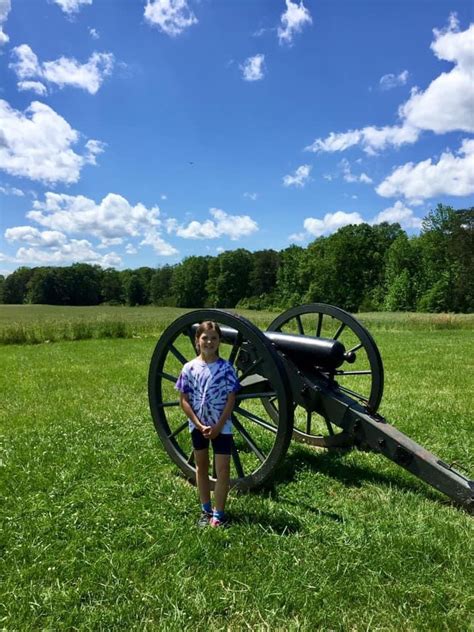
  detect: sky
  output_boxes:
[0,0,473,275]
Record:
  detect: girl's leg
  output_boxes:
[194,448,211,505]
[213,454,231,512]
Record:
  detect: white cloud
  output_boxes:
[278,0,312,45]
[379,70,409,90]
[372,200,422,229]
[340,159,373,184]
[10,45,114,95]
[240,54,265,82]
[304,211,364,237]
[306,18,474,154]
[125,243,138,255]
[0,0,11,45]
[0,100,103,184]
[89,27,99,39]
[283,164,311,187]
[5,225,122,267]
[243,192,258,200]
[0,184,25,196]
[171,208,258,241]
[140,230,178,255]
[376,138,474,201]
[144,0,198,37]
[288,231,306,242]
[27,192,162,241]
[18,81,48,96]
[53,0,92,15]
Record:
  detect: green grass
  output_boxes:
[1,304,473,345]
[1,320,473,630]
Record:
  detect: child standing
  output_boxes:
[175,321,240,527]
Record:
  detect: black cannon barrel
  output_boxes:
[191,324,347,370]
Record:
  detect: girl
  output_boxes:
[175,321,240,527]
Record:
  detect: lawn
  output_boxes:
[1,307,473,630]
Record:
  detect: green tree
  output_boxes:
[383,234,421,311]
[150,266,175,305]
[171,256,210,307]
[206,249,253,307]
[275,245,306,308]
[126,273,146,306]
[101,268,124,304]
[27,267,68,304]
[2,267,34,304]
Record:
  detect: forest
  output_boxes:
[1,205,472,313]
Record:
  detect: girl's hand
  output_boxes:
[202,425,212,438]
[207,426,221,440]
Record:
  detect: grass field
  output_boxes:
[1,306,473,630]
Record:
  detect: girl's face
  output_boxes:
[196,329,220,360]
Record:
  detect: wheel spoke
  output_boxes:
[324,418,335,436]
[238,357,264,382]
[316,312,323,338]
[234,406,278,434]
[158,370,179,383]
[335,370,372,376]
[187,451,195,466]
[347,342,363,354]
[333,322,346,340]
[306,411,312,435]
[167,420,188,438]
[295,314,304,335]
[232,415,266,462]
[185,326,197,356]
[158,400,180,408]
[337,384,369,403]
[228,333,243,366]
[231,441,245,478]
[169,344,188,365]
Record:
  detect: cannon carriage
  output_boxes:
[148,304,473,509]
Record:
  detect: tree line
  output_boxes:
[1,205,472,313]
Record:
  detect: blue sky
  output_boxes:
[0,0,473,275]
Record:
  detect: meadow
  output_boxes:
[1,305,473,630]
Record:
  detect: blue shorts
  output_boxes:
[191,429,232,455]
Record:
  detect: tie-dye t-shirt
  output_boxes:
[175,357,240,434]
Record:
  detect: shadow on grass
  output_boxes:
[264,445,442,504]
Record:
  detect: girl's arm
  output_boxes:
[179,392,207,433]
[204,392,236,440]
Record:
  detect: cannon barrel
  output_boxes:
[192,324,349,370]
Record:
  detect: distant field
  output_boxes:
[1,304,473,345]
[1,308,473,629]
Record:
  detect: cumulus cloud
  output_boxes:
[304,211,364,237]
[306,17,474,154]
[376,138,474,201]
[144,0,198,37]
[53,0,92,14]
[89,27,99,39]
[372,200,423,229]
[18,81,48,96]
[379,70,409,90]
[171,208,258,240]
[283,164,312,187]
[5,225,122,267]
[0,100,103,184]
[340,159,373,184]
[0,0,11,45]
[240,54,265,82]
[278,0,312,45]
[27,192,162,242]
[140,230,178,255]
[10,45,114,95]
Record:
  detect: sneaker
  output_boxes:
[209,514,229,528]
[197,511,212,528]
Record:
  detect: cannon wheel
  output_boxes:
[266,303,384,448]
[148,309,294,491]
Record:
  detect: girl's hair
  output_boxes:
[195,321,222,353]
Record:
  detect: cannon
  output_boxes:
[148,304,473,509]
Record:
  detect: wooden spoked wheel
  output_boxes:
[148,309,294,491]
[265,303,384,448]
